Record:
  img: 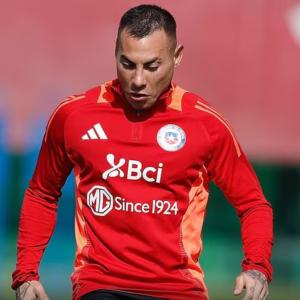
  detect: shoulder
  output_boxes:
[44,85,102,140]
[46,85,102,125]
[51,85,101,117]
[177,85,241,156]
[175,85,230,130]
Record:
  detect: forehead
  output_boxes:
[117,29,173,62]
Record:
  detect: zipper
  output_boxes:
[131,109,143,141]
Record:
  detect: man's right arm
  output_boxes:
[12,102,74,296]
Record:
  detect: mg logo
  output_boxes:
[87,186,113,216]
[102,153,163,183]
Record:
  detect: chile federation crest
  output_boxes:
[157,124,186,152]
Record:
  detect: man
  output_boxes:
[12,4,273,300]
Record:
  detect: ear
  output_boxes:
[174,44,184,68]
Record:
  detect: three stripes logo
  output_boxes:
[82,123,108,140]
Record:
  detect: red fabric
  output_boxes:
[12,80,273,299]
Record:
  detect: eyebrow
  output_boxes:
[120,54,161,65]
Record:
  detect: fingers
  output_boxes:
[243,280,264,300]
[242,280,256,300]
[258,283,269,300]
[244,270,268,300]
[234,270,269,300]
[252,281,268,300]
[234,275,245,296]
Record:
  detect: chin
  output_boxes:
[129,102,149,110]
[127,98,156,111]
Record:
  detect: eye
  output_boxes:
[145,65,159,72]
[121,61,135,70]
[144,59,161,71]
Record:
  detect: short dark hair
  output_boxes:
[116,4,177,47]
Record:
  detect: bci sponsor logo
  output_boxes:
[102,153,163,183]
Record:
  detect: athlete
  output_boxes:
[12,4,273,300]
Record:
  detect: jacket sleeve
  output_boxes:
[11,105,74,289]
[205,120,274,282]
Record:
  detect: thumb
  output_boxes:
[233,274,244,296]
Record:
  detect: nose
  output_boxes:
[131,69,146,91]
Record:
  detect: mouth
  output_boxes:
[128,92,149,102]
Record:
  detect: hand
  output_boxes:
[16,281,49,300]
[233,270,269,300]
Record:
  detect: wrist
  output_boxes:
[243,269,267,285]
[16,281,32,300]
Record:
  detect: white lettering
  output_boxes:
[114,196,123,210]
[135,202,142,213]
[127,160,142,180]
[87,186,177,216]
[143,166,156,182]
[142,203,150,213]
[156,163,163,183]
[102,154,163,183]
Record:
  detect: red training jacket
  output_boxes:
[12,80,273,299]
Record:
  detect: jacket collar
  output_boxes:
[97,79,184,114]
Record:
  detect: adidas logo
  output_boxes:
[82,123,108,140]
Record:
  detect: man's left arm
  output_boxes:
[205,121,273,300]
